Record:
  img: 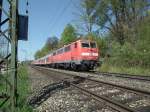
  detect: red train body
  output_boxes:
[32,39,99,70]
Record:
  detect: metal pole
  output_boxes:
[10,0,18,111]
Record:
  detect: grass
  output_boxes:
[0,79,5,93]
[0,64,32,112]
[16,64,32,112]
[0,73,9,111]
[98,63,150,76]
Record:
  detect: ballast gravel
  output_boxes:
[50,68,150,92]
[28,67,117,112]
[36,87,116,112]
[28,67,150,112]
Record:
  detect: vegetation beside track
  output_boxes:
[98,16,150,76]
[15,64,32,112]
[0,65,32,111]
[99,62,150,76]
[0,73,9,111]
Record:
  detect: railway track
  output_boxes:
[94,72,150,82]
[31,66,150,112]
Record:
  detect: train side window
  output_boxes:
[53,52,56,56]
[82,42,89,48]
[60,49,63,54]
[58,49,63,54]
[90,42,96,48]
[74,43,77,48]
[64,46,71,52]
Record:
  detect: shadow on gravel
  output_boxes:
[28,77,85,107]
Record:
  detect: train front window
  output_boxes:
[90,42,96,48]
[82,42,89,48]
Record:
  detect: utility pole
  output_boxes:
[10,0,18,111]
[0,0,19,112]
[0,0,28,111]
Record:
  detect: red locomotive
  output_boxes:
[32,39,99,70]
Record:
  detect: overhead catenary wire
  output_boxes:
[48,0,73,35]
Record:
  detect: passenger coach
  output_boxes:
[32,39,99,70]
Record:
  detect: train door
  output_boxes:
[71,42,78,61]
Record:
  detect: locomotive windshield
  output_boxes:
[81,42,97,48]
[82,42,90,48]
[90,42,96,48]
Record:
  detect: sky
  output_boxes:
[18,0,80,61]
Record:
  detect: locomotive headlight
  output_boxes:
[81,52,90,56]
[81,52,98,56]
[92,53,98,56]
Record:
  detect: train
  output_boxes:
[32,39,99,71]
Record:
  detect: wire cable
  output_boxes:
[48,0,72,35]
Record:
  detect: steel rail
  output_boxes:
[99,72,150,78]
[96,72,150,81]
[32,66,150,112]
[71,83,138,112]
[87,78,150,97]
[32,66,139,112]
[33,66,150,97]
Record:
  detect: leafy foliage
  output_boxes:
[75,0,99,33]
[78,0,150,70]
[60,24,77,46]
[34,24,77,59]
[46,36,59,50]
[109,34,150,68]
[34,37,58,59]
[16,65,32,112]
[0,65,32,112]
[78,0,150,45]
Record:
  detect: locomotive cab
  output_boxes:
[79,40,99,70]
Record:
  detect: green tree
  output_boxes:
[46,36,59,50]
[60,24,77,46]
[107,15,150,68]
[34,36,59,59]
[78,0,150,45]
[74,0,100,35]
[34,50,42,59]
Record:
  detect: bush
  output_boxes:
[109,41,150,68]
